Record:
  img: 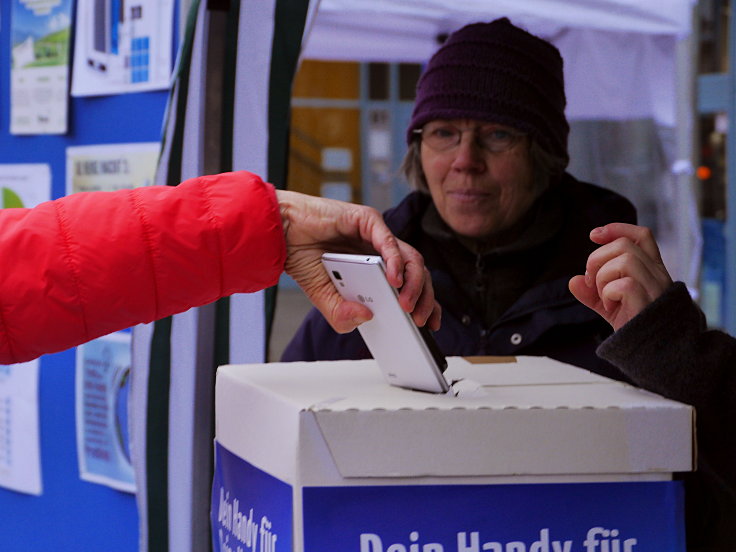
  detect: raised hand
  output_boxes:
[569,223,673,331]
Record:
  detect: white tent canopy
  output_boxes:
[303,0,693,124]
[304,0,692,60]
[301,0,700,287]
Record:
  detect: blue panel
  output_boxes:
[111,0,121,54]
[209,442,685,552]
[697,73,729,114]
[303,481,686,552]
[211,443,293,552]
[726,12,736,334]
[0,0,177,549]
[700,218,726,327]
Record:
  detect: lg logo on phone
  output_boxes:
[357,294,374,304]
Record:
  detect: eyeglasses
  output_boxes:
[413,123,526,153]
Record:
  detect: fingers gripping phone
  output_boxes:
[322,253,450,393]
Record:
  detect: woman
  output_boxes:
[282,18,635,381]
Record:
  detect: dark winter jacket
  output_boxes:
[282,172,636,382]
[599,282,736,552]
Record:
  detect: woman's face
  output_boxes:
[420,119,537,239]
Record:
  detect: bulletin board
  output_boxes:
[0,0,177,550]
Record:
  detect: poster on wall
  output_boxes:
[0,163,51,207]
[66,142,160,194]
[71,0,175,97]
[10,0,73,135]
[0,361,42,496]
[75,332,135,493]
[0,164,51,496]
[65,143,157,492]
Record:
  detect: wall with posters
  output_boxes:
[0,0,177,550]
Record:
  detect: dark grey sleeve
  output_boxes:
[597,281,710,399]
[598,281,736,500]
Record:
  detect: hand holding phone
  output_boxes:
[322,253,449,393]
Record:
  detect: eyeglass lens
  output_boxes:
[421,124,523,152]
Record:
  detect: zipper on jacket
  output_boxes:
[474,252,493,352]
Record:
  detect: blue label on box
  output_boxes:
[211,442,292,552]
[303,481,685,552]
[211,439,684,552]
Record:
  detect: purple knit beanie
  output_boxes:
[407,18,569,165]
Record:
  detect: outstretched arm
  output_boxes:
[571,223,736,504]
[0,171,439,364]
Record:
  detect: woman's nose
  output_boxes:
[450,134,486,171]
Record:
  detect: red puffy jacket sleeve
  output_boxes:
[0,171,286,364]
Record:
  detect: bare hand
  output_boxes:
[569,223,673,331]
[276,190,441,333]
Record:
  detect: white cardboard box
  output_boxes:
[211,356,693,552]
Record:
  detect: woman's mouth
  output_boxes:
[446,189,491,202]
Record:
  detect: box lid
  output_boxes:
[215,356,694,479]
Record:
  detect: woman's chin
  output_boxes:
[451,222,497,240]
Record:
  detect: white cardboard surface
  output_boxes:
[215,356,693,484]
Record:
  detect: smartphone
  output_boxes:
[322,253,449,393]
